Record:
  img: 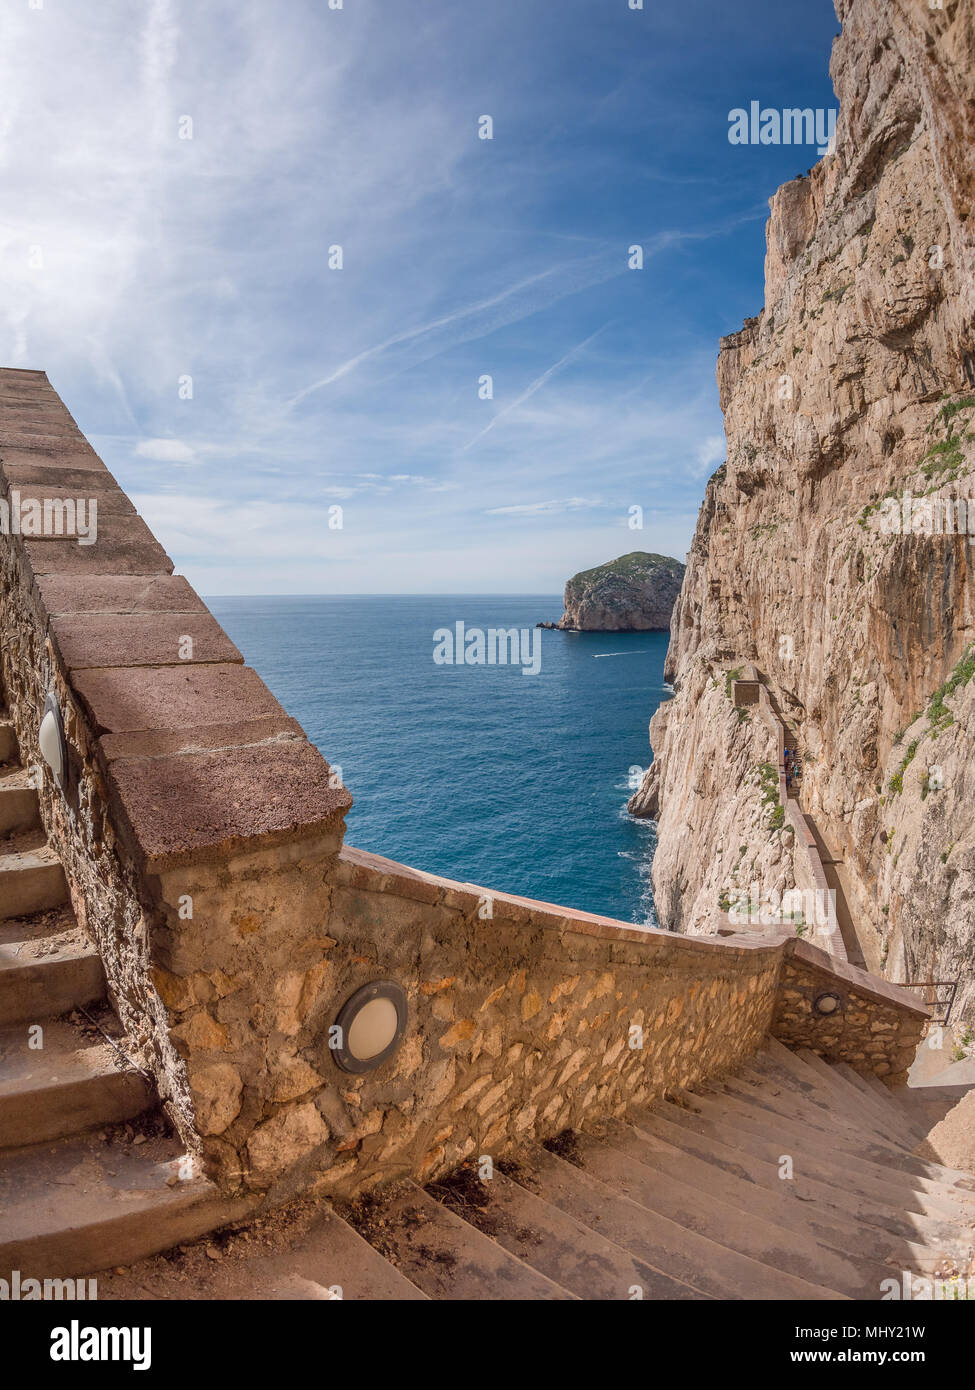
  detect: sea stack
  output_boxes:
[552,551,686,631]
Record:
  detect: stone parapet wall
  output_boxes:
[0,369,929,1203]
[771,941,927,1085]
[0,368,351,1165]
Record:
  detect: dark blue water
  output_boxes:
[208,596,669,926]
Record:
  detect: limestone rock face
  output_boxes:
[556,552,685,631]
[631,0,975,1020]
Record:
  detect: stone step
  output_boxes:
[832,1060,927,1143]
[511,1143,846,1300]
[432,1163,705,1300]
[0,839,69,920]
[347,1181,575,1299]
[0,1131,258,1278]
[0,720,16,766]
[634,1102,964,1271]
[0,1017,153,1147]
[734,1061,975,1206]
[0,770,41,837]
[573,1124,879,1298]
[704,1074,975,1208]
[756,1042,921,1151]
[0,913,104,1027]
[761,1039,921,1147]
[670,1087,975,1228]
[794,1047,925,1148]
[96,1205,430,1301]
[733,1060,922,1164]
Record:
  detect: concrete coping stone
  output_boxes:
[34,574,208,620]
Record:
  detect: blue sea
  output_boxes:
[208,596,669,927]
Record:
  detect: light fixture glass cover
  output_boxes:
[39,695,66,784]
[331,981,408,1074]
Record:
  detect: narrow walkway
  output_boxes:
[731,667,849,962]
[802,814,867,970]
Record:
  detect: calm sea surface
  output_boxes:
[208,596,669,926]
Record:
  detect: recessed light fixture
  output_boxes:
[38,693,67,787]
[814,991,842,1015]
[330,980,408,1074]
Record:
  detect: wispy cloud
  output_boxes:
[136,438,196,464]
[486,497,603,517]
[0,0,807,594]
[460,322,613,453]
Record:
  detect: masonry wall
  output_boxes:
[0,369,929,1205]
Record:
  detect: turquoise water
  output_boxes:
[208,596,669,926]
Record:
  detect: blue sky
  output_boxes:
[1,0,839,593]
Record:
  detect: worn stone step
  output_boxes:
[512,1143,846,1300]
[0,1131,259,1278]
[575,1124,880,1298]
[719,1067,975,1203]
[733,1060,920,1163]
[685,1085,975,1225]
[710,1066,975,1199]
[0,770,41,837]
[652,1097,969,1250]
[0,840,69,920]
[755,1042,921,1151]
[833,1061,927,1143]
[0,917,104,1027]
[0,1018,152,1147]
[0,720,16,766]
[634,1102,964,1271]
[793,1047,926,1148]
[434,1165,705,1300]
[862,1069,926,1123]
[761,1039,923,1147]
[96,1204,430,1301]
[348,1181,575,1299]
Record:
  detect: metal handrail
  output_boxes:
[894,980,959,1025]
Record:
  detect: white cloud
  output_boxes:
[693,434,726,478]
[486,497,603,517]
[0,0,730,594]
[135,438,196,464]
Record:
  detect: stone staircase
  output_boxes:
[0,706,255,1279]
[322,1039,973,1301]
[95,1036,975,1301]
[2,714,972,1299]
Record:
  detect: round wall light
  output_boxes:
[330,980,408,1074]
[814,991,842,1016]
[38,694,67,787]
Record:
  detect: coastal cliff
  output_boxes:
[630,0,975,1019]
[553,551,685,631]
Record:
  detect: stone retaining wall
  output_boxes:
[0,369,928,1202]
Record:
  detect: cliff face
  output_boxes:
[631,0,975,1018]
[557,552,685,631]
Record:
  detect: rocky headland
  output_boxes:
[543,551,685,632]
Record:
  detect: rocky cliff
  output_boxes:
[554,552,685,631]
[629,0,975,1023]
